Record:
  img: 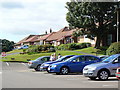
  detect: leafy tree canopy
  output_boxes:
[1,39,15,52]
[66,1,120,48]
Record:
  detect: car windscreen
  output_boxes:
[101,55,118,63]
[56,56,71,61]
[63,56,77,62]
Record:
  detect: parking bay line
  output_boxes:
[82,81,118,83]
[6,62,10,66]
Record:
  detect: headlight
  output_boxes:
[88,67,96,71]
[52,65,57,67]
[84,67,96,71]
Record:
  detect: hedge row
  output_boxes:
[106,42,120,55]
[26,44,56,54]
[56,43,91,50]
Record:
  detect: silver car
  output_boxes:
[28,56,50,71]
[83,54,120,80]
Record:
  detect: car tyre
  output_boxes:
[56,72,61,75]
[47,69,50,73]
[34,64,41,71]
[98,70,109,80]
[60,67,69,75]
[89,77,96,80]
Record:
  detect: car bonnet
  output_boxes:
[85,62,109,68]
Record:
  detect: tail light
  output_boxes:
[28,62,32,64]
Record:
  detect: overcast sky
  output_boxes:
[1,0,119,43]
[0,0,69,43]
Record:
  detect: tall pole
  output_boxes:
[117,8,119,43]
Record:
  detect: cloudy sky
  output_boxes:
[0,0,69,43]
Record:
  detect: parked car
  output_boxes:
[28,56,50,71]
[83,54,120,80]
[116,67,120,80]
[18,45,29,49]
[47,55,102,75]
[40,55,75,72]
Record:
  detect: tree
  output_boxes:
[66,1,119,48]
[1,39,15,52]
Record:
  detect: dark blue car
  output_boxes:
[40,55,75,72]
[47,55,102,75]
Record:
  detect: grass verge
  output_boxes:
[75,47,105,55]
[1,50,82,62]
[6,49,23,54]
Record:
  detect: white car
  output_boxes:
[18,45,29,49]
[83,54,120,80]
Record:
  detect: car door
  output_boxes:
[109,56,120,75]
[68,56,85,72]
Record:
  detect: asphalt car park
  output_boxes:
[2,62,119,88]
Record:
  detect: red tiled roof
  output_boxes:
[15,32,56,45]
[15,27,76,45]
[46,27,76,41]
[38,32,56,41]
[15,35,35,45]
[23,35,40,42]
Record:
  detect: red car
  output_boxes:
[116,67,120,80]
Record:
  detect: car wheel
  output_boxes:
[98,70,109,80]
[60,67,69,75]
[47,69,50,73]
[89,77,96,80]
[34,65,41,71]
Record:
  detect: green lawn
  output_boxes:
[7,49,23,54]
[75,47,104,55]
[2,47,105,62]
[2,50,82,62]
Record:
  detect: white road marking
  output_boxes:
[6,62,10,66]
[82,81,118,83]
[103,85,114,87]
[0,72,2,74]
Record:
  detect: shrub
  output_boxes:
[106,42,120,55]
[76,43,91,49]
[23,49,27,53]
[56,43,91,50]
[27,44,56,54]
[57,44,66,50]
[68,43,77,50]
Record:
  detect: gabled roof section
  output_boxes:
[23,35,40,42]
[38,32,56,41]
[15,35,35,45]
[46,27,76,41]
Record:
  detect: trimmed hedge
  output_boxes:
[27,44,56,54]
[56,43,91,50]
[106,42,120,55]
